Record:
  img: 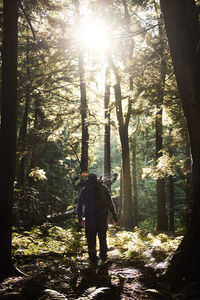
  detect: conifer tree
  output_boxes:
[0,0,19,277]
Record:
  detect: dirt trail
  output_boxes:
[0,248,160,299]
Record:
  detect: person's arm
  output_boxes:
[106,188,118,223]
[77,190,84,224]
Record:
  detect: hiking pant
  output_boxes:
[85,220,108,263]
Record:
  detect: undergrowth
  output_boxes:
[12,222,182,273]
[108,227,182,271]
[6,223,195,299]
[12,221,87,258]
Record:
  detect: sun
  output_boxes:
[78,19,110,53]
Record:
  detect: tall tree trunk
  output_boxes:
[156,104,168,230]
[156,114,168,231]
[114,82,133,229]
[104,67,111,190]
[28,95,41,186]
[107,0,134,229]
[0,0,18,277]
[122,0,136,227]
[168,129,175,232]
[155,11,168,231]
[18,35,31,186]
[168,175,174,232]
[74,0,89,175]
[132,137,138,226]
[160,0,200,284]
[79,52,89,174]
[119,168,123,226]
[185,139,192,227]
[107,52,133,229]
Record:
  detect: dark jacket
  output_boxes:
[77,181,118,225]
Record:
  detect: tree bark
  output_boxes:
[79,52,89,174]
[118,168,123,226]
[168,129,175,232]
[104,67,111,190]
[28,95,41,186]
[107,2,134,229]
[155,11,168,231]
[18,35,31,186]
[114,82,133,229]
[22,209,76,228]
[132,137,138,226]
[185,139,192,227]
[156,101,168,230]
[160,0,200,284]
[168,175,174,232]
[107,52,133,229]
[0,0,18,277]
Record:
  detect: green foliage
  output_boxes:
[108,227,182,269]
[139,217,156,231]
[29,167,47,181]
[12,224,182,275]
[14,187,42,227]
[12,221,87,257]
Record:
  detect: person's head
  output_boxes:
[88,173,97,183]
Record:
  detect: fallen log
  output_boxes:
[46,209,76,223]
[34,209,76,226]
[16,208,77,229]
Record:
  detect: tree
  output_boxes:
[15,0,78,194]
[74,0,89,176]
[0,0,19,277]
[108,54,133,229]
[155,8,168,231]
[79,52,89,175]
[104,67,111,189]
[168,174,174,232]
[131,136,138,226]
[160,0,200,284]
[18,33,31,186]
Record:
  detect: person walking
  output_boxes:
[77,173,118,265]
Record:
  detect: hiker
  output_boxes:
[77,173,118,265]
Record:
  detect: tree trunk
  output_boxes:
[118,168,123,226]
[79,52,89,174]
[121,129,133,229]
[104,67,111,190]
[156,101,168,230]
[107,2,134,229]
[22,209,76,228]
[168,129,175,232]
[155,12,168,231]
[132,137,138,226]
[160,0,200,284]
[114,82,133,229]
[185,139,192,227]
[28,95,41,186]
[168,175,174,232]
[18,35,31,186]
[0,0,18,277]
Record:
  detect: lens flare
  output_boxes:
[79,20,110,53]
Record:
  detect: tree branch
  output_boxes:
[17,0,36,40]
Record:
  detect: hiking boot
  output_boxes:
[97,258,103,266]
[98,257,108,266]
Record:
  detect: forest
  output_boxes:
[1,0,200,299]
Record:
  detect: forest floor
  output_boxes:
[0,222,185,299]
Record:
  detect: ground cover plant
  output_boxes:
[1,221,193,299]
